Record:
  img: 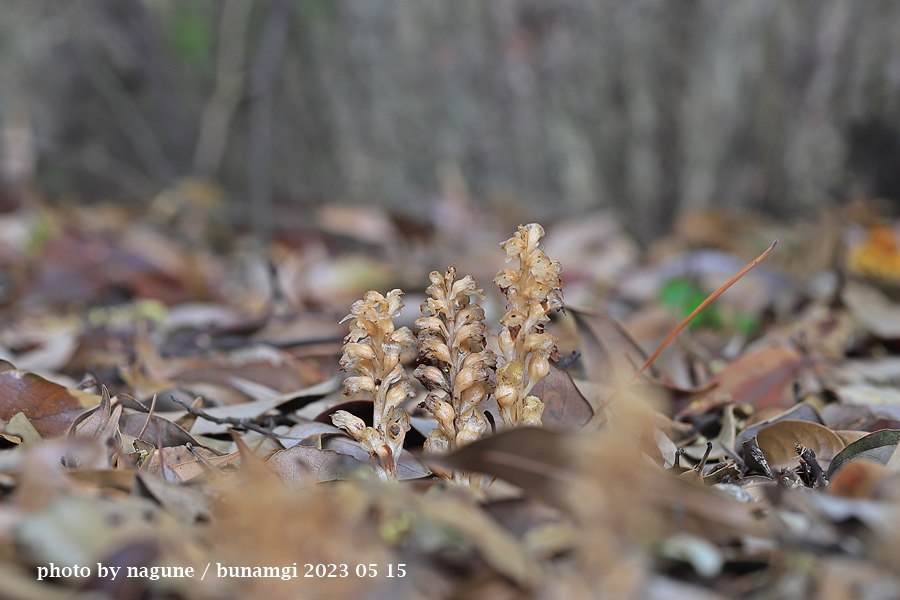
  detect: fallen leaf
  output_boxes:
[569,306,654,386]
[834,430,871,446]
[734,402,824,452]
[835,383,900,406]
[267,445,366,487]
[430,427,577,511]
[828,460,890,498]
[277,420,343,448]
[828,430,900,479]
[0,369,100,438]
[69,385,114,439]
[6,412,42,446]
[119,413,201,448]
[683,404,737,461]
[135,471,213,523]
[529,364,593,427]
[842,280,900,339]
[682,346,813,416]
[754,420,845,469]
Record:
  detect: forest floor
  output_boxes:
[2,185,900,599]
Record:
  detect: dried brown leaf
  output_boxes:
[529,363,593,428]
[0,369,99,438]
[430,427,577,511]
[755,420,845,469]
[682,346,813,417]
[267,445,366,487]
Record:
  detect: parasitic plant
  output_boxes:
[493,223,564,427]
[414,266,496,483]
[332,289,415,481]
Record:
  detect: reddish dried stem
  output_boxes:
[592,240,778,422]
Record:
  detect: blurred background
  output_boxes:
[2,0,900,245]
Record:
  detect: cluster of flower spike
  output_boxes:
[335,223,563,483]
[331,289,415,481]
[493,223,564,427]
[414,266,496,483]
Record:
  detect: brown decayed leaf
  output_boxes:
[828,460,890,498]
[734,402,824,452]
[835,430,871,446]
[0,369,100,438]
[430,427,580,512]
[267,445,367,487]
[68,385,114,439]
[118,412,200,448]
[529,363,593,428]
[134,471,212,523]
[755,420,845,469]
[569,306,653,386]
[680,346,813,416]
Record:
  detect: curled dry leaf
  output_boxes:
[734,402,824,453]
[754,420,845,470]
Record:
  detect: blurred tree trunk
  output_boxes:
[3,1,900,242]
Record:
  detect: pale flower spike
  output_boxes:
[494,223,563,427]
[414,266,496,485]
[332,289,414,481]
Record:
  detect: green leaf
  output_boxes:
[827,429,900,479]
[658,278,723,330]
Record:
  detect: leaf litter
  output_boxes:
[6,201,900,598]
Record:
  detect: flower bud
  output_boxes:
[342,342,376,362]
[423,429,451,455]
[495,383,518,410]
[522,395,544,427]
[456,408,487,438]
[418,338,452,364]
[498,330,516,361]
[342,375,376,396]
[385,384,411,414]
[493,268,520,290]
[458,384,487,415]
[414,364,449,392]
[453,366,478,394]
[455,428,481,447]
[423,394,456,437]
[414,316,446,336]
[331,410,366,438]
[527,356,550,387]
[497,360,524,386]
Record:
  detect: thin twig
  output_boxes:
[171,397,280,439]
[185,442,221,478]
[590,240,778,425]
[136,393,157,441]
